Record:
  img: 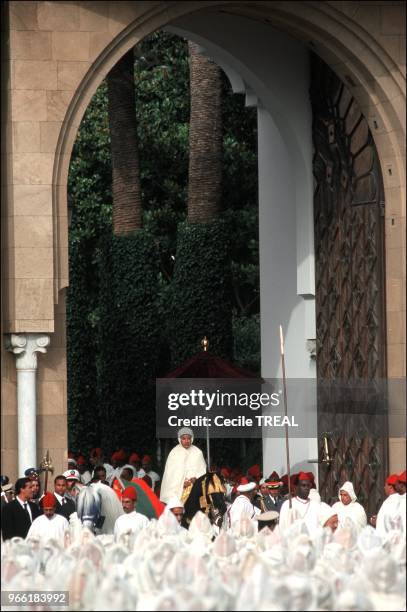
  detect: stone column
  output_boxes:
[7,334,50,475]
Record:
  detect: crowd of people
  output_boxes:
[1,428,406,610]
[1,428,406,542]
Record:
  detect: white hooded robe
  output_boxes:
[160,443,206,504]
[332,481,367,533]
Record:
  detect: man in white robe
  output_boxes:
[395,471,406,534]
[164,496,185,524]
[77,456,92,485]
[228,481,260,527]
[160,427,206,504]
[331,481,367,533]
[318,502,339,531]
[89,448,114,482]
[114,486,149,539]
[279,472,321,534]
[375,474,403,538]
[27,492,69,543]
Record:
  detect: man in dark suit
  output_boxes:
[265,472,285,513]
[1,477,41,540]
[53,475,76,520]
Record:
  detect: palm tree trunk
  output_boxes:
[187,42,222,223]
[107,49,142,234]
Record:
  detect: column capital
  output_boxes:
[6,333,50,370]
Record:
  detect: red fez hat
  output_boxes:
[298,471,313,482]
[398,471,406,484]
[41,492,57,508]
[112,450,127,462]
[221,467,231,478]
[122,486,137,501]
[129,453,141,463]
[91,447,103,457]
[247,464,262,478]
[142,455,152,463]
[76,455,86,466]
[386,474,399,486]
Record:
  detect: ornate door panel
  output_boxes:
[311,54,387,515]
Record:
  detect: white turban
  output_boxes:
[166,496,184,510]
[178,427,194,443]
[338,481,357,503]
[237,482,256,493]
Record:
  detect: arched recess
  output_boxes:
[53,1,405,300]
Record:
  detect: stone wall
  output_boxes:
[1,1,405,480]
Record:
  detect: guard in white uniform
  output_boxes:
[229,481,260,527]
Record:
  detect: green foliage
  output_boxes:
[68,83,112,243]
[169,221,233,366]
[98,231,161,451]
[66,238,99,451]
[233,314,261,375]
[67,31,261,454]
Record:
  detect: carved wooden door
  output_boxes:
[311,54,387,516]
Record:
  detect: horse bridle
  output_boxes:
[81,514,105,530]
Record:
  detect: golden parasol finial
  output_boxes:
[201,336,209,352]
[39,450,54,492]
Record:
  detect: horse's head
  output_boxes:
[77,485,105,533]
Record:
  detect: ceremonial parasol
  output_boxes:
[165,337,259,466]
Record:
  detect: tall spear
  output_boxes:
[201,336,211,469]
[279,326,292,508]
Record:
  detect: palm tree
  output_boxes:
[107,49,142,234]
[187,42,222,223]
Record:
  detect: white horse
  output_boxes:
[73,483,123,535]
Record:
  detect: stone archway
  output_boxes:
[2,1,405,479]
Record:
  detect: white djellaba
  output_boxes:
[159,427,206,503]
[1,510,405,611]
[375,491,404,539]
[331,481,367,533]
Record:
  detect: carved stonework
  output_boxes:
[7,334,50,370]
